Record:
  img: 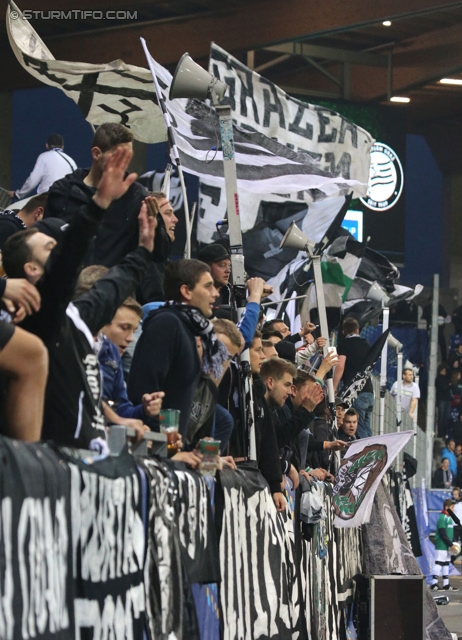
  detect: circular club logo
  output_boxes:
[360,142,403,211]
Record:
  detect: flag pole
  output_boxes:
[213,100,256,461]
[141,38,192,258]
[379,306,389,435]
[426,273,439,488]
[395,349,403,472]
[312,255,336,413]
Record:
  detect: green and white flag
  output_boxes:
[333,431,413,528]
[301,236,363,319]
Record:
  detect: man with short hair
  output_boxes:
[335,397,349,430]
[261,357,297,410]
[2,145,155,449]
[391,368,420,421]
[433,458,454,489]
[8,134,76,200]
[441,438,458,478]
[262,339,278,358]
[262,317,316,346]
[338,408,358,443]
[0,193,48,248]
[128,259,228,437]
[98,297,163,436]
[44,123,148,268]
[334,316,375,439]
[248,333,286,511]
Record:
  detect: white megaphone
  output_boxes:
[366,281,390,306]
[170,53,227,105]
[279,221,315,253]
[387,333,403,351]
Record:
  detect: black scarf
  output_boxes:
[164,302,229,378]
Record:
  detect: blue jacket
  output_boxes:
[238,301,260,349]
[441,447,458,478]
[98,336,144,421]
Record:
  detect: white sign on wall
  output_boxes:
[360,142,404,212]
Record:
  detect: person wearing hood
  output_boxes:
[137,190,178,303]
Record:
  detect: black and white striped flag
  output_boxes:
[141,41,369,198]
[7,2,167,143]
[197,43,374,244]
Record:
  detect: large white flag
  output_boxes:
[333,431,413,528]
[197,44,374,244]
[141,43,368,202]
[7,2,166,143]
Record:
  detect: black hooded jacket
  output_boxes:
[21,197,151,448]
[252,376,283,494]
[44,168,148,268]
[0,211,26,249]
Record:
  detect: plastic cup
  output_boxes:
[159,409,180,457]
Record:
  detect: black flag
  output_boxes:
[340,329,390,403]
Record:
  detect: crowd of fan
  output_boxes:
[432,309,462,488]
[0,123,367,513]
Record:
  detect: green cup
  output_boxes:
[159,409,180,429]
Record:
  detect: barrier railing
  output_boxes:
[0,428,452,640]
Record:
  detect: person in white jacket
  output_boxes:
[8,134,76,200]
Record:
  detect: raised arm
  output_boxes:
[22,146,138,341]
[75,203,156,336]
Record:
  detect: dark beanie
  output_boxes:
[198,243,230,264]
[33,217,69,240]
[275,340,296,364]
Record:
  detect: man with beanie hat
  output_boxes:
[198,243,231,306]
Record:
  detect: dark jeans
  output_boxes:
[437,400,451,438]
[212,404,234,454]
[353,392,375,439]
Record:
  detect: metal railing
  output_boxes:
[371,375,427,486]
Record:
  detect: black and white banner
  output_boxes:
[197,44,374,244]
[217,466,300,640]
[141,42,369,236]
[67,449,147,640]
[7,2,166,143]
[0,438,73,640]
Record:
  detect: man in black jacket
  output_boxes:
[271,367,346,472]
[43,122,148,268]
[2,145,155,450]
[128,259,226,437]
[248,331,286,511]
[433,458,454,489]
[334,316,375,439]
[338,408,358,452]
[261,317,316,346]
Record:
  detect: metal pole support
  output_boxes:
[379,307,389,435]
[425,274,439,487]
[215,103,256,461]
[311,255,335,409]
